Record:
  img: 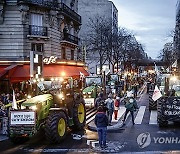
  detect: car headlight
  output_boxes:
[88,92,91,94]
[83,92,86,94]
[29,105,37,111]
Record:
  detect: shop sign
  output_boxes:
[43,56,57,64]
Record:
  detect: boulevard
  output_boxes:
[1,87,180,153]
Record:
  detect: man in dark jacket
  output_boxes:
[95,106,108,149]
[122,92,139,125]
[94,92,104,108]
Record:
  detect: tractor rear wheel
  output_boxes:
[45,111,67,143]
[72,98,86,130]
[157,98,168,127]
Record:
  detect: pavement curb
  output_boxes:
[87,120,124,132]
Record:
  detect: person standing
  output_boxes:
[105,93,114,125]
[123,92,139,125]
[114,96,120,120]
[95,106,108,149]
[94,92,104,108]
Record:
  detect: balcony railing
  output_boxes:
[29,25,48,37]
[63,33,79,45]
[17,0,81,24]
[59,3,81,24]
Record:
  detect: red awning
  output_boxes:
[0,64,17,79]
[0,64,89,82]
[0,66,8,78]
[43,65,89,78]
[9,65,30,82]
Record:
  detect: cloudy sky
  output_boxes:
[111,0,177,59]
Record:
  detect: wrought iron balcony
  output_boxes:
[17,0,81,24]
[59,3,81,25]
[63,33,79,45]
[29,25,48,37]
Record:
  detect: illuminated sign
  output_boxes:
[43,56,57,64]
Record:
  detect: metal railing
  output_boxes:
[17,0,81,24]
[29,25,48,36]
[63,33,79,45]
[59,3,81,24]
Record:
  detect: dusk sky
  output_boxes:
[111,0,177,59]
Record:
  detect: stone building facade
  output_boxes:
[78,0,118,74]
[0,0,81,61]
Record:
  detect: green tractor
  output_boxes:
[8,78,86,144]
[82,76,102,107]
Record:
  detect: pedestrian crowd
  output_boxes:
[94,89,139,149]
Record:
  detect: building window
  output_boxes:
[71,50,74,60]
[30,13,47,36]
[62,47,66,59]
[31,43,44,52]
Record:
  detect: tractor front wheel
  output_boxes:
[72,99,86,130]
[45,111,67,143]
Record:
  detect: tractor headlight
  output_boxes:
[88,95,91,98]
[21,106,26,109]
[83,95,86,98]
[58,93,64,100]
[29,105,37,111]
[83,92,86,94]
[88,92,91,94]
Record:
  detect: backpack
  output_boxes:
[125,98,134,109]
[115,99,120,107]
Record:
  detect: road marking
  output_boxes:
[149,110,157,124]
[86,108,96,115]
[86,110,96,120]
[86,114,96,124]
[134,106,146,124]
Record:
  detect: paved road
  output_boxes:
[0,89,180,153]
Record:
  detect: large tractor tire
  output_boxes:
[157,98,168,127]
[71,97,86,130]
[45,111,67,143]
[149,90,157,111]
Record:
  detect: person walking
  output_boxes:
[123,92,139,125]
[95,106,108,149]
[114,96,120,120]
[94,92,104,108]
[105,93,114,125]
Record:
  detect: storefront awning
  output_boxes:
[43,65,89,78]
[9,65,30,82]
[0,64,89,82]
[0,64,17,79]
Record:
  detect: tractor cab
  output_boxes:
[83,76,102,107]
[106,74,119,94]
